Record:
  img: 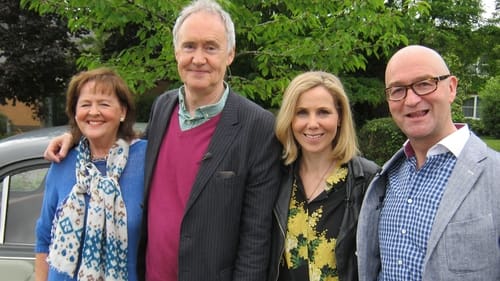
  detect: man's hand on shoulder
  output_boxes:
[44,132,73,163]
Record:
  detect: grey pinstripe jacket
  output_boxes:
[137,88,282,281]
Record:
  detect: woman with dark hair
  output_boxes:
[35,68,146,281]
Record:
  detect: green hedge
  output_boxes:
[480,76,500,138]
[465,118,487,136]
[358,117,406,165]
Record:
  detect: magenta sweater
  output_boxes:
[146,107,220,281]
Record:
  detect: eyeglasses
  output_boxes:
[385,75,451,101]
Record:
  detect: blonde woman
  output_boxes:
[269,71,379,281]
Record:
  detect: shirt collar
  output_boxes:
[177,81,229,120]
[403,123,470,158]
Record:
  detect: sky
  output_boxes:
[482,0,497,18]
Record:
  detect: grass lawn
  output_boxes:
[482,137,500,152]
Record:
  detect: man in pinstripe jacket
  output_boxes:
[135,1,281,281]
[44,1,281,280]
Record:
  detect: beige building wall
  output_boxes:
[0,99,41,133]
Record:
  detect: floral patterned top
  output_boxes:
[279,163,349,281]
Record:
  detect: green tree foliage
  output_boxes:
[229,1,411,107]
[479,76,500,138]
[0,0,78,125]
[387,0,500,121]
[20,0,420,109]
[474,24,500,80]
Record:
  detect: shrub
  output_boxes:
[358,117,406,165]
[464,118,486,136]
[480,76,500,138]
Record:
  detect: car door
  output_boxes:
[0,158,49,281]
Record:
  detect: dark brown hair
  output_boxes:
[65,67,138,143]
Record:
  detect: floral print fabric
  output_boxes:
[48,137,129,280]
[282,164,349,281]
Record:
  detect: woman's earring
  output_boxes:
[120,116,125,122]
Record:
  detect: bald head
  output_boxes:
[385,45,450,86]
[384,44,459,155]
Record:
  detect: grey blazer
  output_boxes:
[356,133,500,281]
[137,89,282,281]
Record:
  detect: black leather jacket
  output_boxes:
[268,156,379,281]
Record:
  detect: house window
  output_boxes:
[463,95,480,119]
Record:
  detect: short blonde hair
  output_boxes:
[275,71,359,165]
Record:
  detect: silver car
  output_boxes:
[0,126,67,281]
[0,123,146,281]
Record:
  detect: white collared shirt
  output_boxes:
[403,124,471,159]
[427,124,470,158]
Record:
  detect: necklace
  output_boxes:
[91,155,107,162]
[91,152,108,162]
[305,160,335,202]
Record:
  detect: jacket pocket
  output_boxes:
[444,214,497,272]
[216,170,236,179]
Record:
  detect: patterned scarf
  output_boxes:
[48,137,129,281]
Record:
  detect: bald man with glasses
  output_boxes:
[356,45,500,281]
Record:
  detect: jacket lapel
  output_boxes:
[183,92,241,213]
[360,151,403,240]
[144,91,178,193]
[424,135,487,264]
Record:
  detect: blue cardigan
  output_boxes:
[35,139,147,281]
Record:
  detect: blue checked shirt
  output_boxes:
[377,125,470,281]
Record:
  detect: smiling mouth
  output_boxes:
[406,110,429,118]
[304,133,324,139]
[190,69,209,73]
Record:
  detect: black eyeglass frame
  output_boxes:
[385,74,452,101]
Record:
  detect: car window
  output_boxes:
[1,167,47,245]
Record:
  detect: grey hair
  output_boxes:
[172,0,236,53]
